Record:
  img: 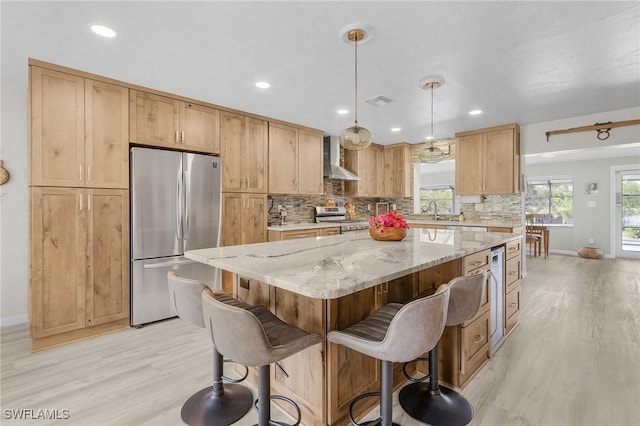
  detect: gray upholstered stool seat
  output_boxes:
[328,284,450,426]
[399,272,487,426]
[202,288,322,426]
[167,271,253,426]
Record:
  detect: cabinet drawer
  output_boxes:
[460,310,490,384]
[322,227,340,236]
[463,250,490,275]
[505,256,521,291]
[282,230,320,240]
[505,285,521,334]
[505,239,521,260]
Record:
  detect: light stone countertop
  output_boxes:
[185,228,521,299]
[267,223,344,232]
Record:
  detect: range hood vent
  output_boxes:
[323,136,361,181]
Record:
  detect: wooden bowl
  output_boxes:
[369,226,407,241]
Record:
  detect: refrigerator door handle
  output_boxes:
[184,169,190,242]
[176,168,183,241]
[143,258,199,269]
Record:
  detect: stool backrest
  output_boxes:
[201,289,274,367]
[167,271,206,328]
[382,284,450,362]
[445,272,487,327]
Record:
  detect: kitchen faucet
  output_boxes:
[427,201,438,220]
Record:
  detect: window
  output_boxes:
[420,186,455,214]
[525,177,573,224]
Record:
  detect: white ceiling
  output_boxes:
[3,1,639,146]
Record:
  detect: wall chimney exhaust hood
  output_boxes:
[323,136,361,181]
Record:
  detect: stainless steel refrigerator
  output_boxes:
[130,147,221,326]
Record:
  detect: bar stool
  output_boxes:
[167,271,253,426]
[327,284,450,426]
[399,272,487,426]
[201,288,322,426]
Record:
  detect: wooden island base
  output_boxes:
[232,245,517,426]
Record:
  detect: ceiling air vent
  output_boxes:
[363,95,393,107]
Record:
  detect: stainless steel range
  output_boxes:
[314,206,370,233]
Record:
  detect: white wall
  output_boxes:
[524,156,639,255]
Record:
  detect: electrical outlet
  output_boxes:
[587,201,596,208]
[588,238,595,245]
[391,203,397,210]
[367,204,371,211]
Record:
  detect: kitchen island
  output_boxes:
[186,228,522,425]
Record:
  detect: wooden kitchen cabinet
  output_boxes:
[220,111,268,192]
[504,239,522,336]
[268,226,341,242]
[30,187,129,350]
[129,90,220,154]
[30,67,129,189]
[344,143,383,197]
[268,122,323,195]
[221,193,267,292]
[455,123,520,195]
[385,143,413,198]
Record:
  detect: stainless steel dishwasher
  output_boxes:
[490,246,505,355]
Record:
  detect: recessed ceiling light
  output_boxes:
[469,109,482,115]
[337,109,349,115]
[255,81,270,89]
[90,24,116,38]
[391,127,402,132]
[425,135,435,141]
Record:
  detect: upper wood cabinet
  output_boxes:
[30,67,129,188]
[129,90,220,154]
[30,187,129,343]
[268,122,323,195]
[345,143,412,198]
[386,143,413,198]
[455,123,520,195]
[220,111,268,193]
[345,143,378,197]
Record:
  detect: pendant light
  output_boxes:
[339,27,372,150]
[419,76,445,163]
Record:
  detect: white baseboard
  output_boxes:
[0,314,28,328]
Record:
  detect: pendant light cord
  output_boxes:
[430,85,434,138]
[354,33,359,126]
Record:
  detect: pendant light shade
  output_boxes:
[339,27,372,151]
[419,76,445,163]
[420,143,445,163]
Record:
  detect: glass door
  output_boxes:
[615,169,640,258]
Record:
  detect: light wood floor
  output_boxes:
[2,255,639,425]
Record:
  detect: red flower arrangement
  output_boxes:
[368,211,409,232]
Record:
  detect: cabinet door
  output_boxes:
[268,123,298,194]
[375,145,386,196]
[220,112,245,191]
[344,149,367,197]
[85,80,129,189]
[221,192,243,246]
[297,129,324,195]
[30,67,85,187]
[181,102,220,154]
[459,310,490,387]
[30,187,86,338]
[85,189,130,325]
[273,289,325,423]
[383,148,394,197]
[129,90,179,148]
[483,129,516,194]
[244,193,267,244]
[455,134,484,195]
[245,117,268,193]
[392,147,407,197]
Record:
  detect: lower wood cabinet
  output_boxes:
[504,239,522,336]
[221,193,267,292]
[267,227,340,241]
[30,187,129,350]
